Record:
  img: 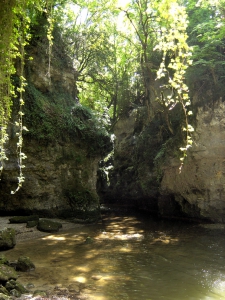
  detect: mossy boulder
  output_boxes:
[0,265,18,283]
[0,256,29,299]
[33,290,47,297]
[37,219,62,233]
[26,220,38,228]
[16,256,35,272]
[0,293,10,300]
[9,215,39,224]
[0,286,9,296]
[0,229,16,251]
[0,256,8,266]
[5,279,28,294]
[9,289,20,297]
[84,237,94,244]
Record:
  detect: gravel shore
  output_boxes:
[0,216,88,299]
[0,216,83,242]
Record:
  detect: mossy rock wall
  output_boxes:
[0,25,112,220]
[0,138,102,220]
[102,98,225,223]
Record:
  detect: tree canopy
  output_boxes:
[1,0,225,189]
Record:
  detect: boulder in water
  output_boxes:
[0,292,10,300]
[5,279,28,294]
[16,256,35,272]
[37,219,62,233]
[26,220,38,228]
[9,215,39,224]
[0,229,16,251]
[0,256,8,266]
[0,265,18,283]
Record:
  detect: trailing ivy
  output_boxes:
[0,0,54,193]
[0,0,16,177]
[154,1,193,171]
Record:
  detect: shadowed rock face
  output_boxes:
[161,100,225,223]
[101,109,160,214]
[101,100,225,223]
[0,139,101,220]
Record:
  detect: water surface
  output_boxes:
[3,211,225,300]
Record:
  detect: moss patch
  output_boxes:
[23,83,112,156]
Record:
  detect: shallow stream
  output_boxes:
[3,210,225,300]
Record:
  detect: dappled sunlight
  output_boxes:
[118,246,132,253]
[42,235,66,241]
[73,265,91,273]
[72,276,87,283]
[96,231,144,241]
[95,215,145,242]
[4,214,225,300]
[151,235,179,245]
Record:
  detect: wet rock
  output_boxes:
[9,288,21,297]
[37,219,62,233]
[7,261,17,270]
[0,229,16,251]
[16,256,35,272]
[84,237,93,244]
[15,281,28,294]
[0,285,9,296]
[5,279,28,294]
[91,275,102,280]
[0,293,10,300]
[9,215,39,224]
[26,220,38,228]
[0,265,18,283]
[33,290,47,297]
[0,256,8,266]
[67,284,80,293]
[5,281,15,292]
[26,283,34,289]
[71,217,99,224]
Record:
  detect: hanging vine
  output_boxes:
[0,0,53,193]
[154,1,193,172]
[0,0,17,177]
[11,0,30,194]
[46,0,54,83]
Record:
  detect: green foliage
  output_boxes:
[0,0,32,193]
[186,0,225,103]
[23,83,112,156]
[2,0,225,192]
[154,1,193,170]
[0,0,17,175]
[60,2,138,122]
[0,0,56,192]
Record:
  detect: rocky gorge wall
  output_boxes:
[160,100,225,223]
[102,100,225,223]
[0,27,111,220]
[1,138,101,219]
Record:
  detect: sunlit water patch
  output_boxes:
[3,213,225,300]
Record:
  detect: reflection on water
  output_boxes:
[3,211,225,300]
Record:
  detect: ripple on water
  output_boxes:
[3,215,225,300]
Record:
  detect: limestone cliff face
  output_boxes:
[0,28,111,220]
[103,100,225,223]
[160,100,225,223]
[1,139,100,219]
